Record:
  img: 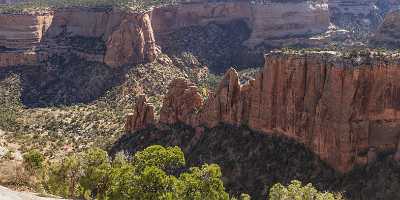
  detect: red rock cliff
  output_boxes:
[0,8,159,68]
[129,51,400,172]
[151,0,330,49]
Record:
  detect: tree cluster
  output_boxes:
[22,145,343,200]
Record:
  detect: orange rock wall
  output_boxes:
[141,52,400,172]
[0,8,159,68]
[151,1,330,48]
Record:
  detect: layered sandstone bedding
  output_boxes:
[1,0,400,70]
[127,51,400,172]
[0,0,330,70]
[0,7,159,68]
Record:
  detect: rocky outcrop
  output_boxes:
[151,0,330,69]
[125,95,155,133]
[159,78,203,125]
[104,13,159,67]
[131,51,400,172]
[0,8,159,68]
[152,1,330,48]
[0,13,52,67]
[370,10,400,48]
[0,13,52,49]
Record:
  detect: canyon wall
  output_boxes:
[0,0,331,70]
[128,51,400,172]
[0,8,159,68]
[1,1,400,69]
[151,0,330,69]
[152,1,330,48]
[0,13,52,67]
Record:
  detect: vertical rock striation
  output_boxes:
[125,95,155,133]
[0,8,160,68]
[131,51,400,172]
[159,78,203,126]
[104,12,159,68]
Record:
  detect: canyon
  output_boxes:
[0,0,400,183]
[127,51,400,173]
[1,0,399,70]
[0,0,329,70]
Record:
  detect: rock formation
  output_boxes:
[159,78,203,126]
[125,95,155,133]
[0,8,159,68]
[0,13,52,67]
[152,0,330,48]
[151,0,330,68]
[130,51,400,172]
[104,12,158,67]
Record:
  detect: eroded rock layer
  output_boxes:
[0,8,159,68]
[151,0,330,69]
[125,95,155,133]
[130,51,400,172]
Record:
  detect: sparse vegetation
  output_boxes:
[0,0,180,14]
[0,52,212,165]
[111,124,400,200]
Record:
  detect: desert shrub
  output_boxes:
[23,150,45,173]
[46,155,82,198]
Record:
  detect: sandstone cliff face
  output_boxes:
[132,52,400,172]
[0,13,52,67]
[149,0,330,69]
[159,78,203,126]
[125,95,155,133]
[152,0,330,50]
[44,8,159,67]
[104,12,159,67]
[0,8,159,68]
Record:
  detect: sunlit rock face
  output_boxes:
[0,7,159,68]
[151,0,330,69]
[125,95,155,133]
[132,51,400,173]
[0,13,52,67]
